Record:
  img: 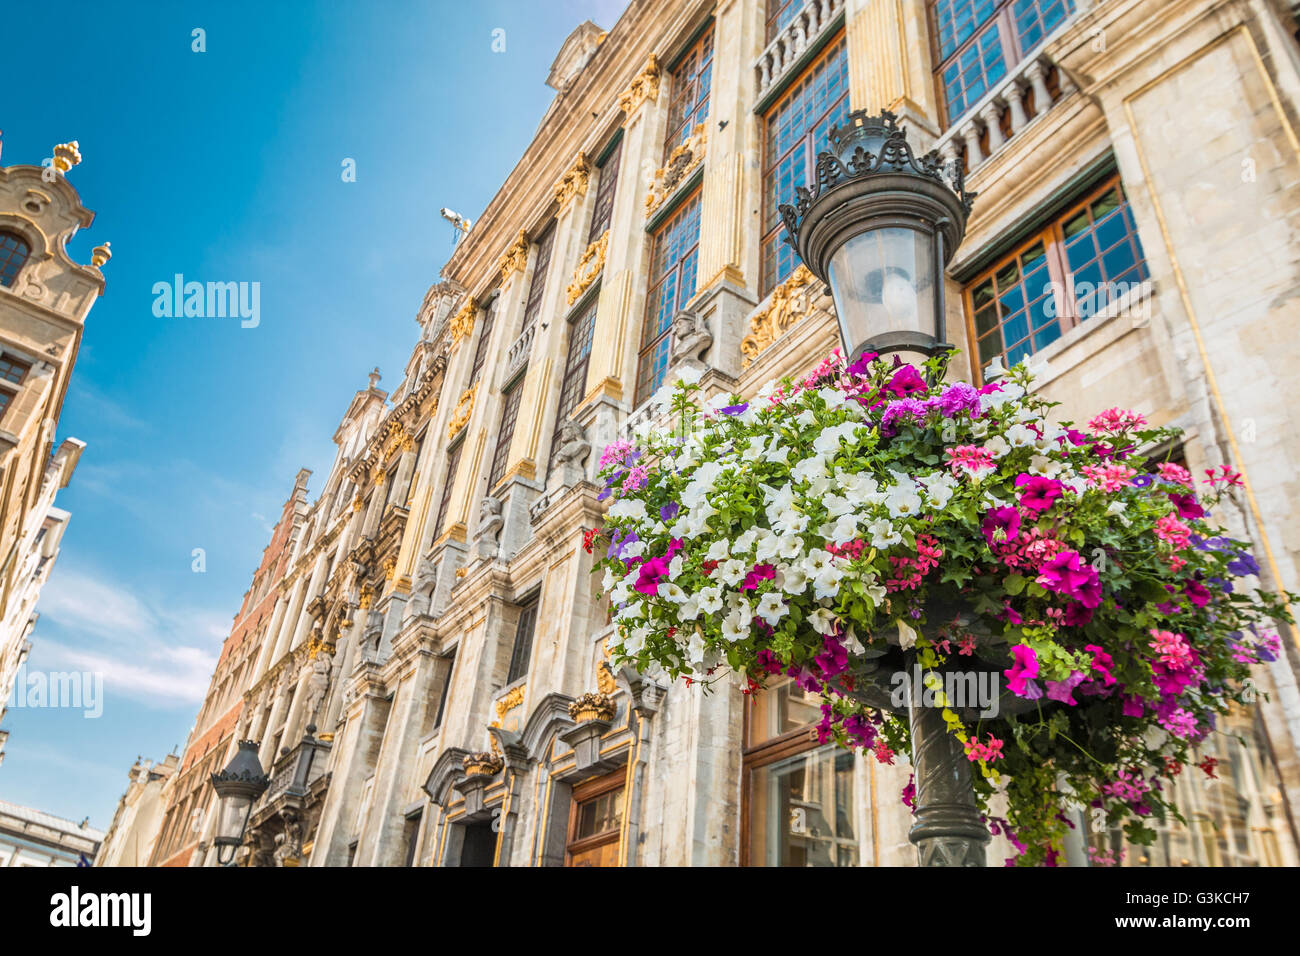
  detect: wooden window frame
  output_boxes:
[962,172,1148,383]
[759,33,850,296]
[588,138,623,244]
[506,596,539,684]
[432,438,464,540]
[521,223,556,334]
[0,356,30,385]
[663,25,715,161]
[928,0,1075,128]
[488,374,526,491]
[739,683,821,867]
[0,231,31,288]
[636,189,703,407]
[548,295,599,477]
[565,768,626,866]
[765,0,802,42]
[469,294,498,385]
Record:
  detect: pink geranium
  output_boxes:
[947,445,996,478]
[1082,463,1137,492]
[1005,644,1040,697]
[1088,407,1148,434]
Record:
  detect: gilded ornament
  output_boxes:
[617,54,661,115]
[462,751,504,777]
[90,242,112,268]
[449,295,478,349]
[383,556,397,580]
[358,584,374,610]
[552,152,591,210]
[446,383,477,440]
[565,231,609,304]
[497,230,530,285]
[740,265,817,368]
[568,691,616,723]
[52,141,82,173]
[645,123,707,218]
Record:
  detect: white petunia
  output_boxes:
[792,455,828,485]
[705,538,730,562]
[687,628,707,664]
[809,607,837,635]
[843,627,865,655]
[886,487,924,519]
[812,566,844,601]
[677,595,701,620]
[824,493,855,519]
[718,559,748,588]
[674,364,704,386]
[662,582,687,604]
[1005,423,1037,447]
[623,626,648,656]
[868,518,902,549]
[608,498,647,520]
[778,535,804,560]
[795,408,817,427]
[896,618,918,650]
[756,592,788,626]
[754,530,782,563]
[697,587,723,614]
[804,549,834,575]
[830,513,860,545]
[781,565,808,595]
[722,612,749,642]
[983,435,1010,458]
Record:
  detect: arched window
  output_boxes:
[0,231,31,287]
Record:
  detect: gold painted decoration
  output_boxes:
[449,295,478,349]
[358,584,374,610]
[568,692,616,723]
[446,383,477,440]
[552,152,591,210]
[617,54,661,115]
[383,556,397,580]
[497,229,530,285]
[52,141,82,173]
[91,242,112,268]
[463,751,504,777]
[740,265,818,368]
[352,495,363,513]
[495,684,526,723]
[644,123,707,218]
[565,231,609,304]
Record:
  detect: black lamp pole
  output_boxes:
[210,739,271,867]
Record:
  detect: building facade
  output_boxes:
[95,753,179,868]
[0,798,102,867]
[0,137,105,765]
[160,0,1300,866]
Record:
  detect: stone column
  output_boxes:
[846,0,940,135]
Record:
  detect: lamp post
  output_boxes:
[210,739,270,867]
[779,109,975,370]
[780,110,988,867]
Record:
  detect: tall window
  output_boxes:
[930,0,1074,124]
[433,440,464,540]
[548,295,599,477]
[766,0,802,41]
[743,676,861,866]
[469,295,498,385]
[664,26,715,158]
[964,173,1147,379]
[521,224,556,334]
[637,190,702,406]
[0,392,13,419]
[402,431,425,502]
[588,139,623,243]
[566,769,625,867]
[761,34,850,295]
[0,357,29,384]
[0,232,30,288]
[506,597,538,683]
[488,377,525,490]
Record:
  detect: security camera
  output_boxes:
[440,208,472,232]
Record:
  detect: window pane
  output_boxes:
[637,192,701,405]
[748,676,822,747]
[588,138,623,243]
[748,745,859,867]
[665,28,714,157]
[488,380,525,490]
[575,788,624,839]
[0,232,31,288]
[933,0,997,59]
[942,25,1006,120]
[1012,0,1074,52]
[506,600,538,683]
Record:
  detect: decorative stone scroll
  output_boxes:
[645,123,707,218]
[565,231,608,304]
[740,264,818,368]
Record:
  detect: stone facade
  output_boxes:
[0,137,103,766]
[149,0,1300,866]
[95,753,179,868]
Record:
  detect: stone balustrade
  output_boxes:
[504,322,537,384]
[755,0,845,101]
[934,53,1075,174]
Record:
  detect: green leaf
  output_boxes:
[1004,574,1026,595]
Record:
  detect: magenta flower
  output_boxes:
[1183,580,1211,608]
[1015,473,1064,514]
[982,506,1021,545]
[741,563,776,591]
[814,634,848,678]
[883,364,928,398]
[1084,644,1117,687]
[1046,670,1086,706]
[1063,602,1094,627]
[1004,644,1039,696]
[938,381,981,418]
[633,556,669,596]
[1122,695,1146,717]
[1036,550,1102,608]
[1167,492,1205,520]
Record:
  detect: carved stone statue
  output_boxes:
[669,309,712,367]
[552,420,591,488]
[474,496,504,560]
[302,648,333,726]
[273,812,303,866]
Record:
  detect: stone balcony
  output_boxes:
[504,322,536,384]
[755,0,845,102]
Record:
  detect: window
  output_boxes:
[761,35,850,295]
[521,224,556,334]
[506,597,538,684]
[588,139,623,243]
[548,295,599,476]
[565,769,625,867]
[432,649,456,728]
[0,232,30,288]
[742,677,861,866]
[930,0,1074,124]
[637,190,702,406]
[0,392,11,419]
[0,357,29,384]
[469,295,498,385]
[432,440,464,540]
[964,173,1148,379]
[403,809,423,867]
[402,431,425,503]
[766,0,803,41]
[488,378,525,490]
[664,26,714,158]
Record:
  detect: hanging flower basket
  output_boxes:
[590,349,1294,866]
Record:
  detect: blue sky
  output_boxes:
[1,0,628,829]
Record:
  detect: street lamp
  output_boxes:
[779,109,975,367]
[210,739,270,867]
